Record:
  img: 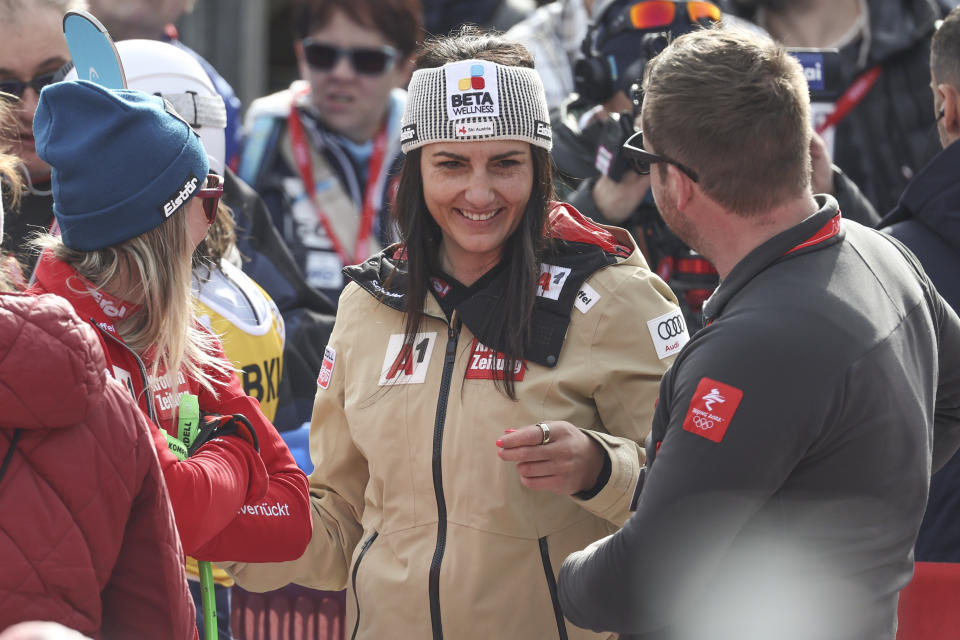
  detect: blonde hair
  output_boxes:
[1,99,23,292]
[642,25,811,215]
[37,208,231,396]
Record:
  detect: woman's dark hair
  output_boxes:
[394,27,556,399]
[292,0,424,57]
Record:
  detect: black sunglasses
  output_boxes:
[622,129,700,182]
[0,71,59,101]
[302,39,399,75]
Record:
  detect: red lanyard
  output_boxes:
[287,94,389,265]
[815,66,881,135]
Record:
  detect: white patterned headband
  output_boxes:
[400,59,553,153]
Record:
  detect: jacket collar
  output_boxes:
[703,195,843,322]
[344,202,634,367]
[31,252,141,337]
[878,140,960,251]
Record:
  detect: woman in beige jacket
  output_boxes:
[225,27,688,640]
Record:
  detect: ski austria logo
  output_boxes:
[682,377,744,443]
[446,60,500,121]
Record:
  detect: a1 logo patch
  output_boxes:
[537,264,571,301]
[379,333,437,386]
[682,377,744,443]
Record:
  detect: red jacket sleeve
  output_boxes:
[150,426,269,555]
[100,383,198,640]
[190,341,312,563]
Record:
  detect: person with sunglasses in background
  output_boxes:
[24,80,313,633]
[0,0,84,283]
[237,0,423,305]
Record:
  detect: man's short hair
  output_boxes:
[291,0,424,58]
[932,6,960,89]
[642,25,811,216]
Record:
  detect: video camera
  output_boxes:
[592,80,645,182]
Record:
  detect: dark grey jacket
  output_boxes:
[558,196,960,640]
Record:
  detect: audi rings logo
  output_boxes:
[657,315,686,340]
[692,415,714,431]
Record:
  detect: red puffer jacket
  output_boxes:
[0,292,195,639]
[30,254,312,562]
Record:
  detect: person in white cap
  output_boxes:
[221,26,685,640]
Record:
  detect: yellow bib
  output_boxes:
[193,261,285,421]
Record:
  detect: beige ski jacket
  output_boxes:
[225,204,689,639]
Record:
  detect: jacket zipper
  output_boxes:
[350,530,379,640]
[429,313,460,640]
[90,320,158,422]
[539,537,570,640]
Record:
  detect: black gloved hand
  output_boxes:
[187,412,260,457]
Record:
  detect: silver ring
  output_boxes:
[536,422,551,445]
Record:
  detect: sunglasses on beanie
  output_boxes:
[194,173,224,224]
[301,39,400,75]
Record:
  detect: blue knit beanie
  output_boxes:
[33,80,209,251]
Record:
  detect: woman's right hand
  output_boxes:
[497,421,607,496]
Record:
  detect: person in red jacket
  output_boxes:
[0,104,195,639]
[25,80,311,575]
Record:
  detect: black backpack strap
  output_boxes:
[0,429,22,485]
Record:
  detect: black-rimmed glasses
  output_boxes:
[302,39,400,75]
[0,71,59,101]
[622,129,700,182]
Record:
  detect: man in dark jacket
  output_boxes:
[880,6,960,563]
[720,0,944,214]
[557,26,960,640]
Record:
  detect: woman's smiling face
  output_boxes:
[420,139,534,281]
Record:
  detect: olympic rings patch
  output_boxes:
[681,377,744,443]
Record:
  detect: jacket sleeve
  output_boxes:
[151,424,269,556]
[222,288,367,592]
[188,336,312,563]
[557,324,839,635]
[571,266,680,525]
[931,285,960,471]
[100,380,197,640]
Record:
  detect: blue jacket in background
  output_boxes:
[880,138,960,562]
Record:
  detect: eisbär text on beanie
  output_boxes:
[33,80,209,252]
[401,59,552,154]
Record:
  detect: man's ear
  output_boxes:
[939,83,960,138]
[669,164,696,211]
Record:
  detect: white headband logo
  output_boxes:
[446,61,500,120]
